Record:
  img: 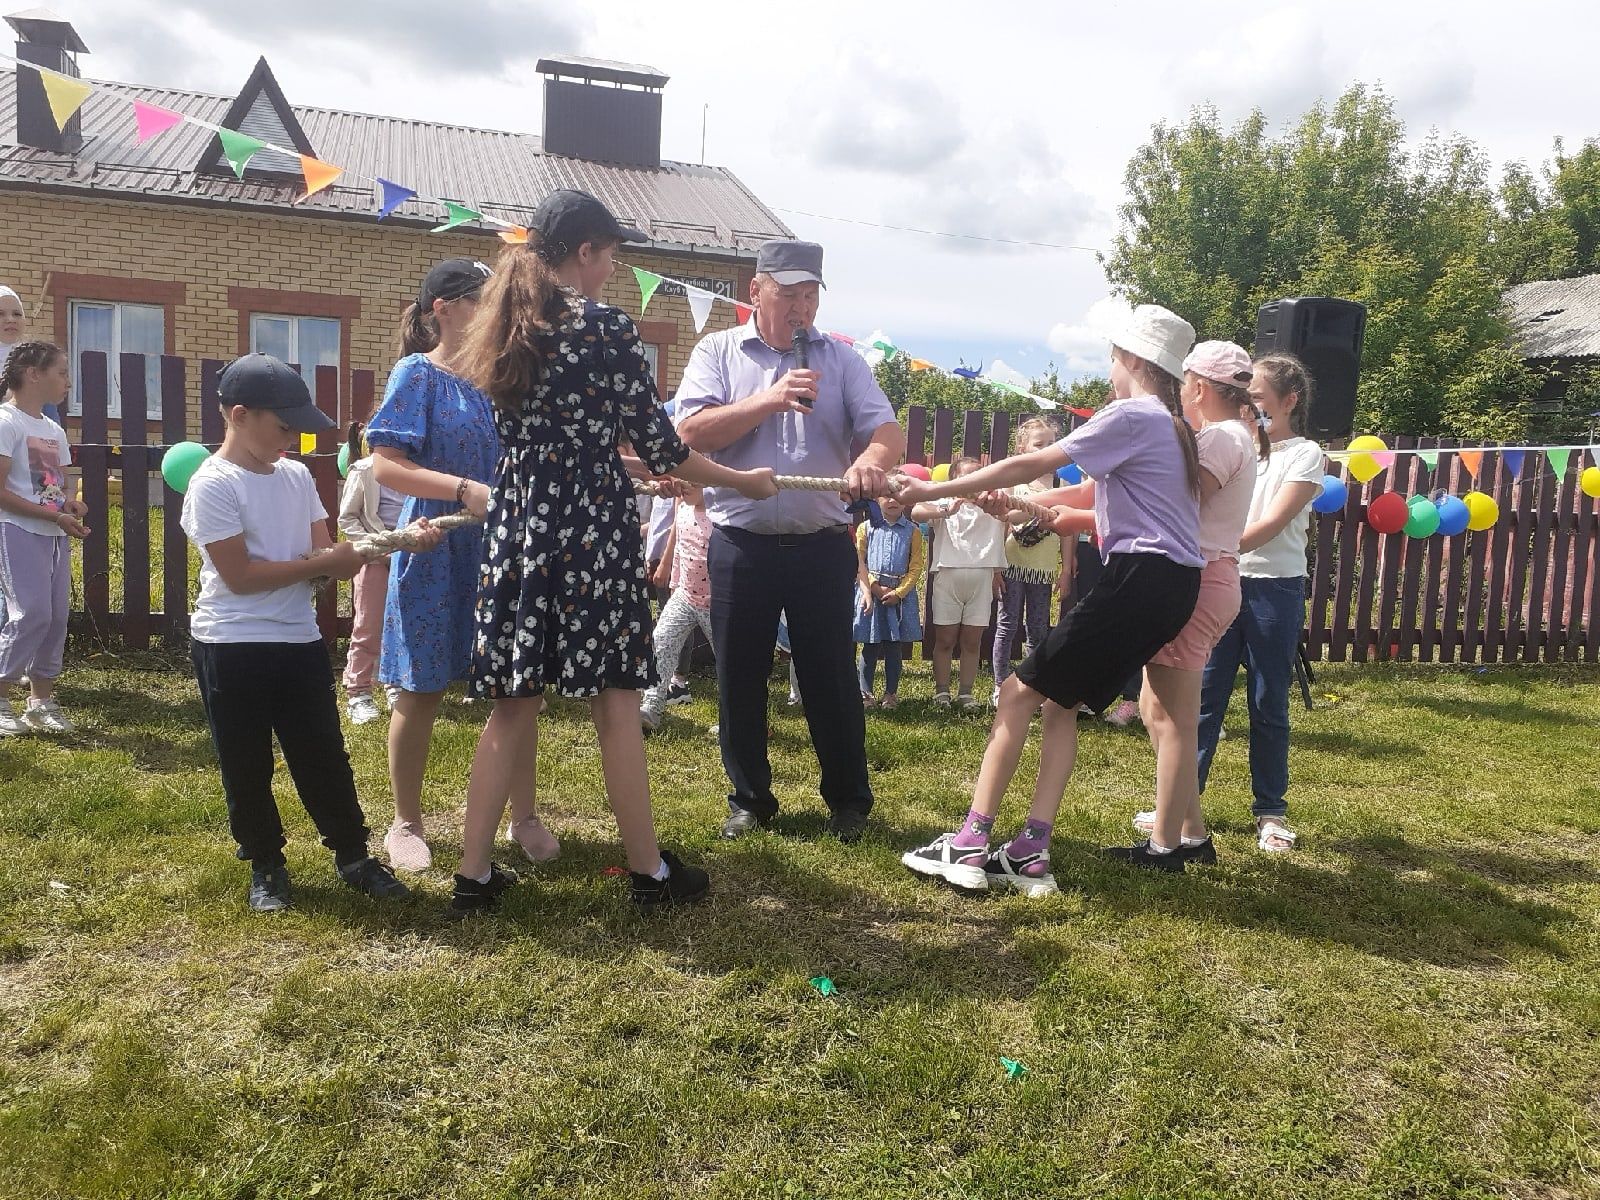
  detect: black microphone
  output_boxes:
[791,328,813,407]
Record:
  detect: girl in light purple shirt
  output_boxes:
[894,305,1203,897]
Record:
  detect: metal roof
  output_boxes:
[1504,274,1600,360]
[0,64,789,257]
[535,56,669,89]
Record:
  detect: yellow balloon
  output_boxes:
[1463,491,1499,531]
[1347,435,1388,455]
[931,463,951,483]
[1347,452,1384,483]
[1582,466,1600,499]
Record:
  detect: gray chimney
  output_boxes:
[6,8,90,154]
[536,56,668,170]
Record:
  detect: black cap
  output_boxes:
[217,354,334,433]
[755,240,826,288]
[529,189,647,258]
[418,258,493,311]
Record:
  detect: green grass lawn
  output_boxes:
[1,656,1598,1199]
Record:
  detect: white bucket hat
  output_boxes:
[1110,304,1195,380]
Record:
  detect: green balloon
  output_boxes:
[337,443,351,478]
[1404,494,1440,538]
[160,441,210,494]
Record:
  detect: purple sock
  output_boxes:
[950,807,995,850]
[1004,819,1054,861]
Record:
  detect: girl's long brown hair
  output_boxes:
[1,340,64,395]
[1251,352,1314,438]
[456,232,616,412]
[1118,348,1201,496]
[1203,376,1272,460]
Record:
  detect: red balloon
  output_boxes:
[899,463,932,481]
[1366,491,1409,535]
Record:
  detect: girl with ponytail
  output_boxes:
[893,305,1204,896]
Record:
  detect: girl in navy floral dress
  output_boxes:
[452,189,776,913]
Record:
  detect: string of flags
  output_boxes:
[11,52,1091,411]
[6,54,535,242]
[622,261,1092,416]
[1328,436,1600,484]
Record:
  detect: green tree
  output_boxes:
[1497,138,1600,283]
[1105,85,1533,437]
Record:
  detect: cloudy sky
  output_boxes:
[44,0,1600,383]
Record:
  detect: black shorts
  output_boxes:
[1013,552,1201,713]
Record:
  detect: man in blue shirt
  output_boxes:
[677,240,904,842]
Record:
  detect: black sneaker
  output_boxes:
[338,856,413,899]
[630,850,709,909]
[826,809,869,845]
[1102,839,1186,872]
[248,864,292,913]
[1177,836,1217,866]
[983,847,1059,896]
[901,832,989,891]
[664,680,692,708]
[451,863,519,913]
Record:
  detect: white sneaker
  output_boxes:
[384,685,402,709]
[383,821,432,873]
[0,701,27,736]
[346,694,382,725]
[22,699,72,733]
[1132,809,1156,834]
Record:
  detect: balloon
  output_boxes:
[898,462,931,481]
[1365,491,1409,535]
[1435,496,1470,536]
[1348,435,1388,454]
[160,441,210,494]
[1463,491,1499,531]
[337,444,352,478]
[1055,462,1084,485]
[1404,494,1440,538]
[1348,453,1384,483]
[931,463,951,483]
[1311,474,1347,514]
[1582,466,1600,499]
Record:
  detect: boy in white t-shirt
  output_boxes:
[181,354,434,913]
[911,456,1008,708]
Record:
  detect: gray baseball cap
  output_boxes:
[756,240,826,288]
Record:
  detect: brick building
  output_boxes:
[0,11,791,439]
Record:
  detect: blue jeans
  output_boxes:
[1196,575,1305,819]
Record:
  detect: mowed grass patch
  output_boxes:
[0,656,1597,1198]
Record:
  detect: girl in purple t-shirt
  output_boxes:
[894,305,1203,897]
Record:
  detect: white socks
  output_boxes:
[650,858,671,881]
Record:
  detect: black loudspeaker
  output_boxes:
[1254,297,1366,440]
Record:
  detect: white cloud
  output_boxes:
[984,358,1032,389]
[1047,296,1131,372]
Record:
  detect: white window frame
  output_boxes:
[249,313,342,388]
[67,299,165,419]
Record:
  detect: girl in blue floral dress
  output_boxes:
[450,189,776,913]
[365,258,556,874]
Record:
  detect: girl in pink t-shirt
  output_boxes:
[640,485,715,729]
[1107,341,1268,869]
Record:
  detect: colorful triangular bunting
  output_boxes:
[685,286,715,334]
[36,68,92,132]
[632,266,663,314]
[1417,450,1439,470]
[217,127,266,179]
[132,99,184,144]
[299,156,343,201]
[1548,447,1573,477]
[908,358,935,372]
[432,201,484,232]
[734,303,753,324]
[1459,450,1483,480]
[375,178,416,221]
[1502,449,1526,479]
[498,226,529,245]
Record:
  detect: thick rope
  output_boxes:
[338,473,1064,566]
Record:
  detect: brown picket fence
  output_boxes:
[60,375,1600,665]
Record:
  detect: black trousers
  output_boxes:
[191,640,370,868]
[707,525,872,819]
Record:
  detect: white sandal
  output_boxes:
[1256,817,1297,853]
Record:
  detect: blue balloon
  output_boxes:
[1056,462,1084,485]
[1311,474,1347,514]
[1435,495,1470,536]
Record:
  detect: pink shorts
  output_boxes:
[1149,556,1241,671]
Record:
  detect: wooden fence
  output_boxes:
[59,374,1600,665]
